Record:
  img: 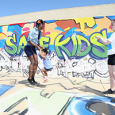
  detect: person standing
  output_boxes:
[96,19,115,94]
[24,19,44,85]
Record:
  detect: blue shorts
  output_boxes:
[44,67,53,71]
[24,45,37,57]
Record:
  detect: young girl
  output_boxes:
[95,19,115,94]
[39,48,53,82]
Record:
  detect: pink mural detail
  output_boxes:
[23,27,30,31]
[45,32,50,35]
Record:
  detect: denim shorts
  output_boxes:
[24,45,37,57]
[44,67,53,71]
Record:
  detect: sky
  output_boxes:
[0,0,115,17]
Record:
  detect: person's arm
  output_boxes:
[95,36,111,45]
[28,41,40,50]
[39,49,46,60]
[38,44,44,49]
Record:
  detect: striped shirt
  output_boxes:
[43,55,52,69]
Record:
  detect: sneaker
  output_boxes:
[103,89,115,94]
[28,78,35,85]
[32,78,37,84]
[43,77,48,83]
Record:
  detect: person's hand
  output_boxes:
[37,46,40,51]
[43,56,46,60]
[41,47,44,50]
[41,45,45,49]
[95,36,101,40]
[39,44,45,49]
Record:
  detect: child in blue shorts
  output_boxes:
[39,48,53,82]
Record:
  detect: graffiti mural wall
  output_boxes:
[0,16,115,78]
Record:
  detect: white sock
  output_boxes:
[44,76,47,78]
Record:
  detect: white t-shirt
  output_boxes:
[107,32,115,55]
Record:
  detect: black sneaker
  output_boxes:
[28,78,35,85]
[32,78,37,84]
[103,89,115,94]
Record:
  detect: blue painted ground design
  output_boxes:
[0,84,13,96]
[68,96,115,115]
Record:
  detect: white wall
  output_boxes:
[0,4,115,25]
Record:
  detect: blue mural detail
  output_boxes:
[92,24,97,29]
[0,39,6,48]
[94,16,104,19]
[0,84,13,96]
[0,27,2,32]
[7,25,22,48]
[107,16,115,20]
[45,20,56,23]
[55,27,65,32]
[68,96,115,115]
[85,23,87,29]
[49,45,55,51]
[64,27,77,39]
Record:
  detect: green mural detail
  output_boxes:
[90,29,108,58]
[71,34,77,56]
[55,34,71,58]
[77,34,91,56]
[5,34,17,55]
[40,36,50,48]
[17,35,27,54]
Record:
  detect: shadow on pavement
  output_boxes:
[18,80,46,88]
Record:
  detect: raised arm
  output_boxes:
[95,36,111,45]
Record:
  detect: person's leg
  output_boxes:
[108,65,113,89]
[31,54,38,83]
[43,69,49,82]
[41,68,48,82]
[44,68,52,79]
[45,71,48,76]
[41,68,47,76]
[28,55,35,84]
[111,65,115,90]
[103,65,115,94]
[24,46,36,85]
